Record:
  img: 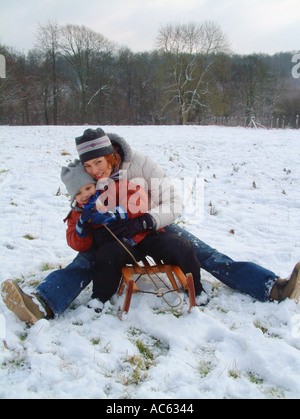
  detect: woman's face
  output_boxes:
[83,157,112,182]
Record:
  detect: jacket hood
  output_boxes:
[107,133,132,164]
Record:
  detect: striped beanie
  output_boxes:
[75,128,114,164]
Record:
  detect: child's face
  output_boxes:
[83,157,112,182]
[75,183,97,205]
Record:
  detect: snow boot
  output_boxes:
[1,280,50,325]
[87,298,104,313]
[195,292,210,306]
[269,262,300,302]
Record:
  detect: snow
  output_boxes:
[0,125,299,399]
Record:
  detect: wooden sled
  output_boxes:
[118,258,196,319]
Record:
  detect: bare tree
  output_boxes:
[232,54,278,127]
[36,21,61,124]
[59,24,115,124]
[0,46,32,124]
[156,21,229,124]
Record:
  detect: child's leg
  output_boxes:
[137,232,203,295]
[93,241,142,303]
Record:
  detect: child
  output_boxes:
[61,159,205,312]
[61,160,150,253]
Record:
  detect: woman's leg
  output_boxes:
[165,224,277,301]
[36,247,97,315]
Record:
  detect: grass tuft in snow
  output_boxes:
[23,234,36,240]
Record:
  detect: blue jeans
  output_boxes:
[37,247,97,315]
[165,224,277,302]
[37,225,278,315]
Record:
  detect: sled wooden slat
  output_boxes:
[118,258,196,319]
[119,278,134,319]
[186,273,196,313]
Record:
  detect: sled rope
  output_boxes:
[134,272,183,306]
[102,223,182,308]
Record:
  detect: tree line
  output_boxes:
[0,21,299,127]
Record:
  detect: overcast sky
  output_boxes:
[0,0,299,54]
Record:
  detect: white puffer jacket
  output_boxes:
[108,133,182,229]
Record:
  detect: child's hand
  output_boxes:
[83,191,109,213]
[75,214,91,238]
[80,206,128,226]
[95,199,107,213]
[82,191,100,211]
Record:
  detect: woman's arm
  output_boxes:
[122,151,183,229]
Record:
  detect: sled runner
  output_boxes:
[118,257,196,319]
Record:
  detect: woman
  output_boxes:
[60,153,203,312]
[2,128,299,324]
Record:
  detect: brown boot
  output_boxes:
[1,280,48,325]
[269,262,300,302]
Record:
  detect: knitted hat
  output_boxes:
[61,159,96,203]
[75,128,114,164]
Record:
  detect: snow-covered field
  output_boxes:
[0,125,299,399]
